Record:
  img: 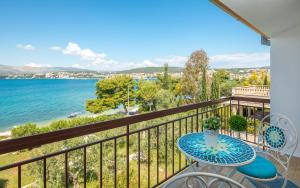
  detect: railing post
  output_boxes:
[196,108,199,132]
[18,165,21,188]
[99,143,103,188]
[262,103,265,117]
[237,99,240,115]
[262,103,266,149]
[253,107,257,143]
[114,138,117,188]
[83,147,87,188]
[229,98,232,116]
[229,98,232,136]
[65,152,68,188]
[147,130,150,188]
[126,124,129,188]
[43,158,46,188]
[138,132,141,188]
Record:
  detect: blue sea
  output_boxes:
[0,79,98,131]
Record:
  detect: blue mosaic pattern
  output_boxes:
[265,126,286,149]
[178,133,255,166]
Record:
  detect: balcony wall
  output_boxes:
[271,24,300,157]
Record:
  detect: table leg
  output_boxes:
[227,167,236,178]
[187,157,198,172]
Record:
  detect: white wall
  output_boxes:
[271,24,300,156]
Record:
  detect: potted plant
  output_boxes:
[228,115,247,138]
[203,117,221,148]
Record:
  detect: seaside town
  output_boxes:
[0,67,269,80]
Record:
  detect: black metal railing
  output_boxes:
[0,96,270,188]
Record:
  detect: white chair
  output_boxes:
[162,172,245,188]
[236,113,298,188]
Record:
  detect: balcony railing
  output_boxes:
[0,96,270,188]
[232,85,270,98]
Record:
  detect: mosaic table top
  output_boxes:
[177,133,256,167]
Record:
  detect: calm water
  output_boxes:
[0,79,98,131]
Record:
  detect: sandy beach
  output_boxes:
[0,130,11,137]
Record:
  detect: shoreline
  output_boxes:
[0,107,126,138]
[0,130,11,137]
[0,113,91,138]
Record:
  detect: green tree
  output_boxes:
[157,89,176,110]
[260,70,270,86]
[157,63,170,90]
[214,69,230,81]
[210,73,220,100]
[137,80,160,111]
[220,80,240,97]
[29,136,99,188]
[181,50,209,103]
[263,74,270,86]
[11,123,40,138]
[162,63,169,89]
[213,69,232,97]
[243,71,259,86]
[173,81,184,107]
[200,65,208,101]
[86,75,135,114]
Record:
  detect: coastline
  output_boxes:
[0,130,11,137]
[0,107,126,139]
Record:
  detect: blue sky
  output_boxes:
[0,0,270,71]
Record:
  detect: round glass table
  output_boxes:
[177,133,256,167]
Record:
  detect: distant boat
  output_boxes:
[128,107,139,116]
[68,112,81,118]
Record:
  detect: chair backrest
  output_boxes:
[258,113,298,170]
[162,172,245,188]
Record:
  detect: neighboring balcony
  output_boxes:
[232,85,270,99]
[0,96,299,188]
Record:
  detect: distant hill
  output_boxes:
[216,66,270,74]
[117,66,270,74]
[118,67,184,74]
[0,64,94,74]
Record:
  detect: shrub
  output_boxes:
[228,115,247,132]
[203,117,221,131]
[11,114,125,138]
[11,123,39,138]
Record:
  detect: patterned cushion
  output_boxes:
[265,126,286,148]
[237,156,277,179]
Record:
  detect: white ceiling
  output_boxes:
[220,0,300,37]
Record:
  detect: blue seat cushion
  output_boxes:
[237,156,277,179]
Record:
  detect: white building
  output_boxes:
[212,0,300,156]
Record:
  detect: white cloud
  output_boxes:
[154,56,188,67]
[56,42,178,71]
[25,62,52,67]
[16,44,35,51]
[210,52,270,68]
[54,42,269,71]
[49,46,62,51]
[140,59,160,67]
[62,42,107,62]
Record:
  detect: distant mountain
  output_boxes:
[0,64,93,74]
[118,67,184,74]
